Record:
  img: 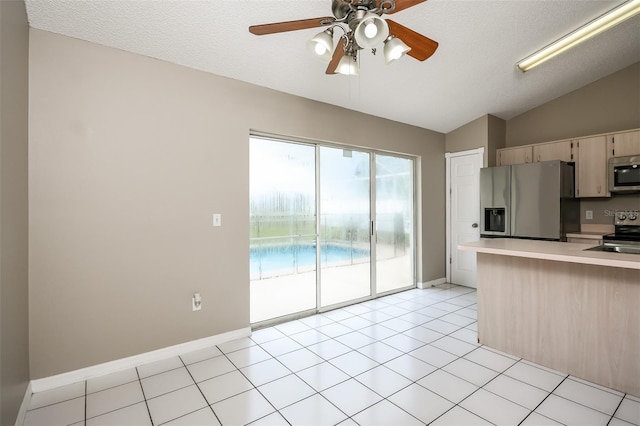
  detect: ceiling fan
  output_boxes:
[249,0,439,76]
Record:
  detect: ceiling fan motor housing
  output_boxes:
[332,0,388,19]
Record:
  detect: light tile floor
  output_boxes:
[23,284,640,426]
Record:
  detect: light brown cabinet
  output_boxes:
[497,146,532,166]
[495,128,637,198]
[576,135,609,198]
[609,130,640,157]
[533,140,574,162]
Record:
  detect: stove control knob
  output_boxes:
[618,213,627,220]
[629,212,638,221]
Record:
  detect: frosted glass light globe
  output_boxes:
[364,21,378,38]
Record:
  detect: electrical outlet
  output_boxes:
[213,213,222,227]
[192,293,202,311]
[586,210,593,220]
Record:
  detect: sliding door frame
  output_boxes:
[250,131,417,325]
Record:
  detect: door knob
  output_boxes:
[472,223,478,228]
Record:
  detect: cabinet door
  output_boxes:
[533,140,573,162]
[497,146,532,166]
[576,136,609,198]
[610,130,640,157]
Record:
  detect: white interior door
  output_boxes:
[449,152,482,287]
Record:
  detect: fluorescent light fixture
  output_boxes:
[517,0,640,72]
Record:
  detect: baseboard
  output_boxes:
[30,327,251,394]
[14,381,32,426]
[417,277,446,289]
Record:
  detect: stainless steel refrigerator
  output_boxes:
[480,161,579,241]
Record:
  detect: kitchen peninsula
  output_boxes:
[459,239,640,397]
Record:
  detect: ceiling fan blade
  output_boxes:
[249,17,335,35]
[386,19,438,61]
[326,38,347,74]
[383,0,427,14]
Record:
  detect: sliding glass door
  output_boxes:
[319,147,371,307]
[250,136,415,324]
[375,154,414,293]
[249,139,317,323]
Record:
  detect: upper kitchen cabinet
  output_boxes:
[497,146,532,166]
[609,129,640,157]
[533,140,574,162]
[576,135,610,198]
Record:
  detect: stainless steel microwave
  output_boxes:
[609,155,640,193]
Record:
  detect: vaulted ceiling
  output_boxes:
[25,0,640,133]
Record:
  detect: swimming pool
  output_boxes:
[250,244,369,276]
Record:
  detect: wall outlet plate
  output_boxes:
[586,210,593,220]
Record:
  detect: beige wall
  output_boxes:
[446,115,487,156]
[445,114,505,167]
[487,115,506,167]
[506,62,640,147]
[29,29,445,379]
[580,194,640,226]
[0,0,30,423]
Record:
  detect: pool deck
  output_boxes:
[250,255,412,323]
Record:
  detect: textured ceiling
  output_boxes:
[24,0,640,134]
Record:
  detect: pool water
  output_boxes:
[250,244,369,275]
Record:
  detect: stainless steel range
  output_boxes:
[598,209,640,254]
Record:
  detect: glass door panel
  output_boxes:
[319,147,371,307]
[375,155,414,293]
[250,138,316,323]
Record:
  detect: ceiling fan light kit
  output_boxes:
[307,28,335,61]
[353,11,390,48]
[337,54,360,76]
[249,0,438,76]
[383,35,411,63]
[517,0,640,72]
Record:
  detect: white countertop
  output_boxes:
[459,238,640,270]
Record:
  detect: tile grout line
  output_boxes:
[135,367,154,426]
[177,354,224,426]
[218,344,287,424]
[607,394,626,426]
[517,373,569,425]
[84,380,87,426]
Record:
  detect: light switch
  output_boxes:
[213,213,222,227]
[586,210,593,220]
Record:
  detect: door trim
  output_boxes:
[445,148,485,284]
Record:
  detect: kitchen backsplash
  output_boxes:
[580,193,640,225]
